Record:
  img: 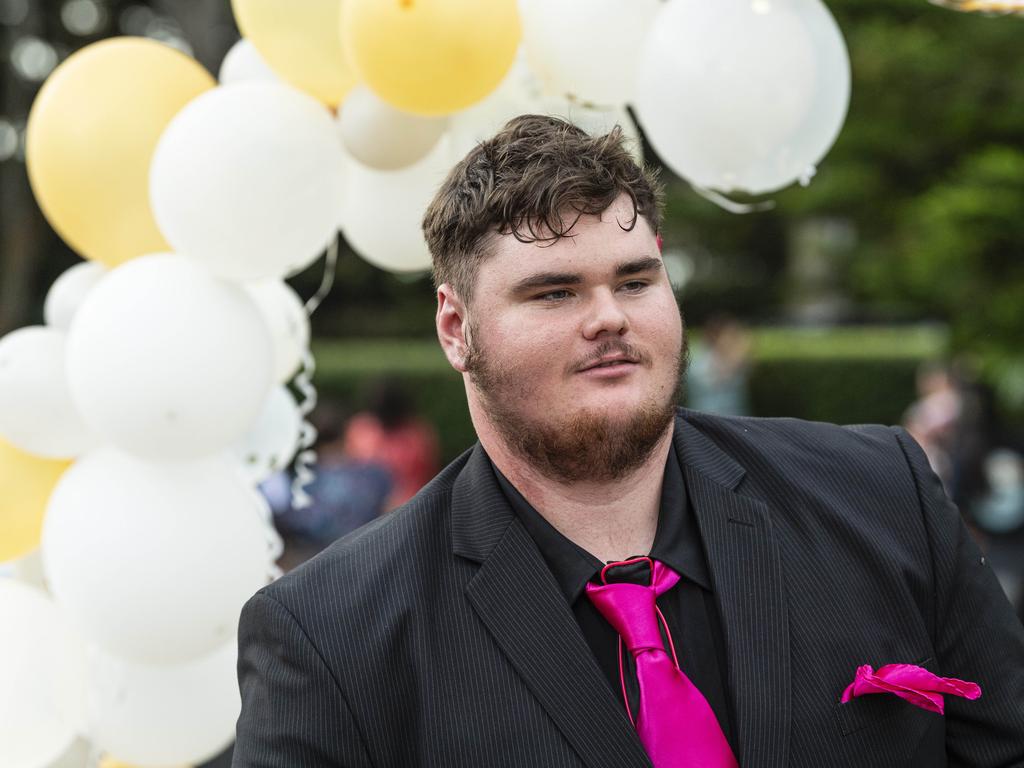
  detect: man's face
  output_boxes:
[458,193,685,482]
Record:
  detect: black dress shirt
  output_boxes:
[491,442,736,752]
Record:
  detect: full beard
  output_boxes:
[466,330,688,484]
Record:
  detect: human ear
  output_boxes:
[436,284,470,373]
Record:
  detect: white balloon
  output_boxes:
[0,326,96,459]
[219,38,279,85]
[342,135,454,274]
[634,0,850,195]
[339,85,448,171]
[449,53,640,160]
[448,50,544,158]
[233,385,302,484]
[46,737,93,768]
[42,449,274,664]
[0,580,86,768]
[150,82,347,282]
[519,0,660,106]
[244,279,310,383]
[43,262,107,331]
[88,641,239,766]
[9,550,47,590]
[66,254,273,460]
[334,146,352,232]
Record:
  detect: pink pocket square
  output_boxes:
[840,664,981,714]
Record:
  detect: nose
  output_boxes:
[582,288,629,340]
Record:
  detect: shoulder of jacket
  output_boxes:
[256,448,478,613]
[678,408,906,474]
[682,406,893,444]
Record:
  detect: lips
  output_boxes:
[579,355,638,372]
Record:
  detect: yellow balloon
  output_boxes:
[342,0,521,116]
[0,436,71,563]
[232,0,358,107]
[100,760,191,768]
[26,37,215,268]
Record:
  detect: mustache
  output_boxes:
[570,340,652,373]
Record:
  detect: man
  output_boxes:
[232,115,1024,767]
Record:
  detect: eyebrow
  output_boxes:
[509,256,663,295]
[616,256,663,277]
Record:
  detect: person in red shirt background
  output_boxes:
[343,378,441,509]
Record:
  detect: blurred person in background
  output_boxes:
[973,450,1024,537]
[270,400,392,570]
[972,449,1024,621]
[343,377,441,509]
[904,359,998,526]
[685,313,752,416]
[947,359,997,515]
[903,360,962,493]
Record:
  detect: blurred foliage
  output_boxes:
[857,146,1024,405]
[294,245,437,340]
[748,357,922,426]
[750,324,947,359]
[311,325,948,461]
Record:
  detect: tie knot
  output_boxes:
[601,557,653,585]
[585,557,679,654]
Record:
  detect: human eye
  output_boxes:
[619,280,649,293]
[533,289,572,302]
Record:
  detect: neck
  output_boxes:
[476,408,674,563]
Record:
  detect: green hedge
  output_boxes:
[748,357,923,426]
[310,326,947,462]
[745,325,945,426]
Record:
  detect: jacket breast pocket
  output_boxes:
[833,656,937,737]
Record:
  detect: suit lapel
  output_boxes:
[452,446,651,768]
[676,415,792,768]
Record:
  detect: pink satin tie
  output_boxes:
[586,557,739,768]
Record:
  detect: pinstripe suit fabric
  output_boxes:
[233,409,1024,767]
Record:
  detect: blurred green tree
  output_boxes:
[864,146,1024,404]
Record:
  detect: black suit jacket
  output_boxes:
[232,410,1024,767]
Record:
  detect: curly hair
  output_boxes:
[422,114,664,303]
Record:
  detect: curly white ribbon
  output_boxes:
[289,332,320,514]
[254,490,285,582]
[285,231,338,513]
[692,185,776,214]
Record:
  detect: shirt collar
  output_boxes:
[491,430,713,604]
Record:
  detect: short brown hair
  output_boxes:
[423,114,664,303]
